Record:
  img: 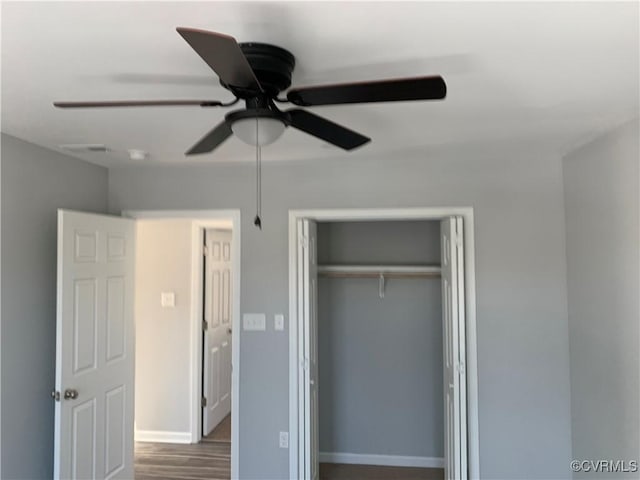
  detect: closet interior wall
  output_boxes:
[317,220,444,459]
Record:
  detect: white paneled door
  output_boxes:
[54,210,136,480]
[203,229,233,435]
[440,217,468,480]
[298,219,319,480]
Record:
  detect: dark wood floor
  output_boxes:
[135,415,231,479]
[135,441,230,480]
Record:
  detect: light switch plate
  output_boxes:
[243,313,266,331]
[279,431,289,449]
[274,314,285,331]
[160,292,175,308]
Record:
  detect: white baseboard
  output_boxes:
[135,430,192,444]
[319,452,444,469]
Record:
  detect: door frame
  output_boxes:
[123,209,240,479]
[288,207,479,479]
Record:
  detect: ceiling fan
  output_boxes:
[54,27,447,155]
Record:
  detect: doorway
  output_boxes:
[53,209,241,479]
[128,210,240,478]
[316,220,445,479]
[288,208,479,480]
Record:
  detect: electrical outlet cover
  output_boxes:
[274,314,285,331]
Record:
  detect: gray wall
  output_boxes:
[0,134,108,479]
[563,119,639,477]
[108,147,572,479]
[317,221,441,265]
[317,221,443,458]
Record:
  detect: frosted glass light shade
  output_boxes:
[231,117,286,146]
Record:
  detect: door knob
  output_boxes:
[228,328,232,334]
[63,389,78,400]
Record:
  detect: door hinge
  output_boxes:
[456,362,466,375]
[51,390,60,402]
[203,245,209,257]
[203,320,208,331]
[201,396,207,408]
[299,235,309,249]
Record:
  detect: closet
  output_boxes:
[316,220,445,477]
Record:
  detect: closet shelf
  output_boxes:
[317,264,441,279]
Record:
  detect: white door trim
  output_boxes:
[288,207,479,480]
[123,209,240,480]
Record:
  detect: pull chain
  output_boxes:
[254,117,262,229]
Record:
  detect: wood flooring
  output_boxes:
[135,415,231,480]
[135,441,230,480]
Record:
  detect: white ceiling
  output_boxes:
[1,1,638,166]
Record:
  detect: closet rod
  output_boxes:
[317,265,441,278]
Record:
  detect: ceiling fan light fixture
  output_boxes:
[231,116,286,146]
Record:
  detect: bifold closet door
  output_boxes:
[441,217,468,480]
[298,219,319,480]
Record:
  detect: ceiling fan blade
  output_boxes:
[287,76,446,106]
[176,27,262,92]
[287,109,370,150]
[54,100,225,108]
[186,120,233,155]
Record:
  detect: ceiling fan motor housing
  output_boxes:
[227,43,296,97]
